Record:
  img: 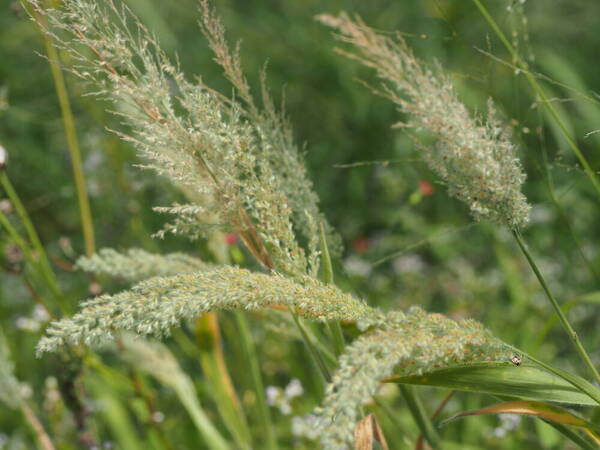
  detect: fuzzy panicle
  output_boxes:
[37,266,374,354]
[315,307,511,449]
[199,0,342,272]
[318,13,531,229]
[76,248,214,283]
[28,0,338,276]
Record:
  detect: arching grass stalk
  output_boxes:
[291,311,332,384]
[0,171,63,310]
[398,385,441,449]
[196,313,252,449]
[319,222,345,357]
[234,312,278,450]
[0,192,63,313]
[512,230,600,385]
[19,0,96,257]
[472,0,600,199]
[20,402,56,450]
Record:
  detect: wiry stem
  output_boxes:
[320,222,345,357]
[0,172,65,312]
[22,0,96,256]
[472,0,600,199]
[398,385,441,449]
[513,230,600,385]
[20,402,56,450]
[234,312,278,450]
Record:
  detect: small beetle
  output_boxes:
[510,354,522,366]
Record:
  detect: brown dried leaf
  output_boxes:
[354,414,389,450]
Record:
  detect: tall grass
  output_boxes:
[0,0,598,448]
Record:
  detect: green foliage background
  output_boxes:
[1,0,599,448]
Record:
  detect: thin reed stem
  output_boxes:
[536,109,600,283]
[196,313,252,449]
[398,385,441,448]
[320,222,345,357]
[520,350,600,406]
[472,0,600,199]
[129,370,174,450]
[372,396,413,440]
[22,0,96,256]
[291,311,332,384]
[512,230,600,385]
[234,312,278,450]
[20,402,56,450]
[415,391,455,450]
[0,200,65,312]
[0,172,64,311]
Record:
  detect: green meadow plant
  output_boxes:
[1,0,598,448]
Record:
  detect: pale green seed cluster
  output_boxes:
[315,307,511,449]
[36,267,374,354]
[28,5,524,448]
[319,14,531,229]
[31,0,339,276]
[76,248,213,282]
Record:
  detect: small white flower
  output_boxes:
[284,378,304,399]
[393,254,425,275]
[33,304,50,323]
[265,386,280,406]
[344,256,372,277]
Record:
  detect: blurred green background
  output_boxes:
[1,0,599,448]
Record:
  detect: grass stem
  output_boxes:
[319,222,345,356]
[472,0,600,199]
[22,0,96,256]
[0,197,65,312]
[0,172,64,311]
[398,385,441,448]
[513,230,600,385]
[234,312,278,450]
[291,311,332,384]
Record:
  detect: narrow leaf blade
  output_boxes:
[385,363,598,406]
[441,401,600,445]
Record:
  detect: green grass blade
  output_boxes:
[387,363,598,406]
[120,337,230,450]
[319,222,345,357]
[196,313,252,450]
[441,400,600,434]
[87,375,145,450]
[234,312,278,450]
[398,385,441,449]
[544,421,599,450]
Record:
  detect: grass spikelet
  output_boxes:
[318,13,531,229]
[28,0,338,275]
[76,248,214,282]
[37,266,374,354]
[315,307,511,449]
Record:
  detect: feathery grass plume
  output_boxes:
[76,248,214,282]
[198,0,342,272]
[28,0,339,276]
[36,266,374,354]
[315,307,512,449]
[318,14,531,229]
[119,335,228,449]
[0,328,21,409]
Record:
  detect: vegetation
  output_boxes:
[1,0,599,448]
